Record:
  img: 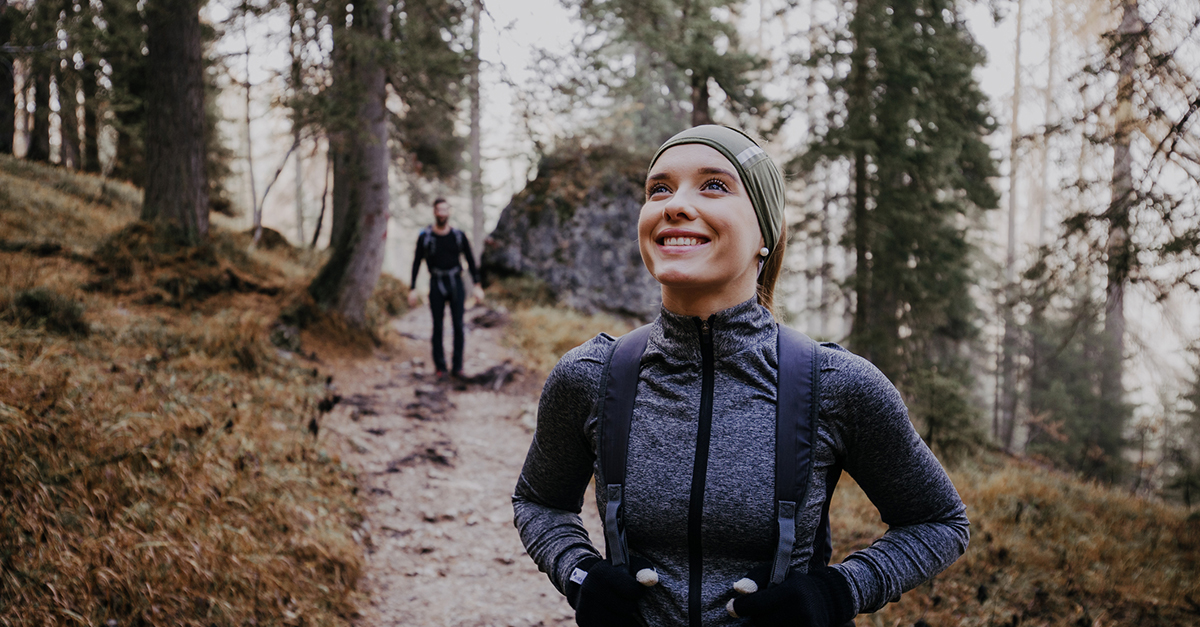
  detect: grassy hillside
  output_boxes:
[833,458,1199,626]
[0,156,369,624]
[509,294,1200,627]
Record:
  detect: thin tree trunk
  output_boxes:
[818,190,833,338]
[848,2,873,363]
[28,63,50,162]
[690,73,711,126]
[244,22,262,245]
[294,125,304,243]
[140,0,209,243]
[289,0,305,244]
[308,0,390,326]
[1036,1,1058,246]
[311,151,330,248]
[469,0,483,266]
[998,0,1024,450]
[1099,0,1141,461]
[326,0,351,248]
[0,0,14,156]
[81,60,99,172]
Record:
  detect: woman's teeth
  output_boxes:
[663,237,702,246]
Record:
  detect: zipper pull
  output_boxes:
[700,318,711,336]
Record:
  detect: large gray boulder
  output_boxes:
[482,146,661,320]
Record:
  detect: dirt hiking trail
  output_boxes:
[317,305,602,627]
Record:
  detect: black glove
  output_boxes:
[727,565,855,627]
[566,556,656,627]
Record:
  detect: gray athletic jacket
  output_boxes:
[513,298,969,626]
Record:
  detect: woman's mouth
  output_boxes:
[657,230,710,249]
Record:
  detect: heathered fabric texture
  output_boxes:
[648,125,787,253]
[513,298,969,625]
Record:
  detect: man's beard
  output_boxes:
[435,216,449,227]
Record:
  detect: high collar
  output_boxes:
[654,297,776,361]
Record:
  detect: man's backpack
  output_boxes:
[420,226,465,257]
[597,324,839,587]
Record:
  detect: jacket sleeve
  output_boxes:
[460,232,481,285]
[821,347,970,615]
[411,232,426,290]
[512,336,611,594]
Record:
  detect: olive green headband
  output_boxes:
[648,125,786,253]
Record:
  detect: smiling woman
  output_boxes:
[513,125,969,627]
[639,130,786,319]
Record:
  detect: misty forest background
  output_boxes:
[1,0,1200,622]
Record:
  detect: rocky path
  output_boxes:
[317,306,601,627]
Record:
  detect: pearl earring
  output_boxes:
[759,247,771,257]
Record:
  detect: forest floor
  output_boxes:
[317,304,601,627]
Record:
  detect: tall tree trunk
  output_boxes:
[690,73,711,126]
[60,71,81,169]
[1099,0,1141,468]
[469,0,483,266]
[28,63,51,162]
[0,0,14,156]
[81,60,99,172]
[308,0,390,327]
[112,128,141,183]
[289,0,305,244]
[998,0,1024,450]
[140,0,209,244]
[848,1,873,365]
[327,4,350,251]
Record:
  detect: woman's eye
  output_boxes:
[647,184,671,196]
[702,179,729,192]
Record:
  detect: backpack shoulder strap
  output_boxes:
[420,226,434,255]
[454,228,464,250]
[771,325,821,585]
[597,323,653,569]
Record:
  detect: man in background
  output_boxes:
[408,198,484,379]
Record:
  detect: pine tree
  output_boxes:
[308,0,395,326]
[301,0,467,326]
[808,0,999,383]
[1039,0,1200,481]
[557,0,768,150]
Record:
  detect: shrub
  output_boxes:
[1,287,90,336]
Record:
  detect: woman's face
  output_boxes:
[639,144,763,312]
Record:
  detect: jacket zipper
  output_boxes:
[688,317,715,627]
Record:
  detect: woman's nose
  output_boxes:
[663,192,698,221]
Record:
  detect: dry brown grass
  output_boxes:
[0,155,141,252]
[0,159,365,625]
[831,455,1200,627]
[505,304,637,374]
